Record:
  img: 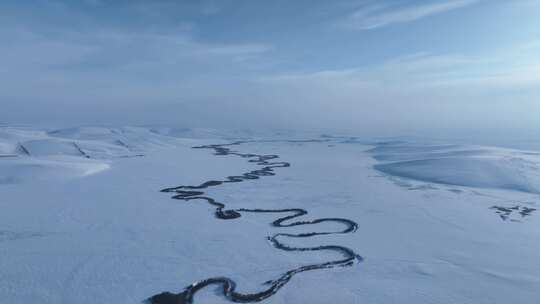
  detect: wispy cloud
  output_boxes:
[0,26,271,70]
[341,0,479,30]
[261,41,540,91]
[254,45,540,132]
[0,25,274,109]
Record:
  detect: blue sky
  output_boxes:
[1,0,540,135]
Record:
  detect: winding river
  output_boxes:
[148,140,362,304]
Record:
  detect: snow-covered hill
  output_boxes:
[1,126,539,304]
[0,126,210,184]
[370,141,540,194]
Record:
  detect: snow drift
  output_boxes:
[371,141,540,194]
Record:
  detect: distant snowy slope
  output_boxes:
[19,139,85,157]
[0,126,205,184]
[371,141,540,194]
[0,156,110,184]
[48,126,176,152]
[147,126,259,141]
[0,142,16,155]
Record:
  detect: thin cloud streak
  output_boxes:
[1,0,539,133]
[261,42,540,89]
[342,0,479,30]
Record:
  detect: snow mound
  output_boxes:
[371,142,540,194]
[0,126,181,184]
[0,127,47,142]
[0,127,47,156]
[148,126,248,140]
[17,138,138,159]
[0,157,110,184]
[0,142,17,155]
[48,126,176,152]
[48,126,118,140]
[19,139,85,157]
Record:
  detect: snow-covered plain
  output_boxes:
[1,126,539,303]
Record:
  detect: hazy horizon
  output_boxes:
[2,0,540,137]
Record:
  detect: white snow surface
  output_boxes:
[371,141,540,194]
[1,126,539,304]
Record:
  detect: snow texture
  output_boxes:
[1,126,539,304]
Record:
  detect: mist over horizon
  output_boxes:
[2,0,540,140]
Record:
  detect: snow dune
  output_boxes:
[0,157,110,184]
[0,142,17,155]
[370,141,540,193]
[0,126,194,184]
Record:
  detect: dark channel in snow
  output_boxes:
[490,205,536,222]
[148,140,362,304]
